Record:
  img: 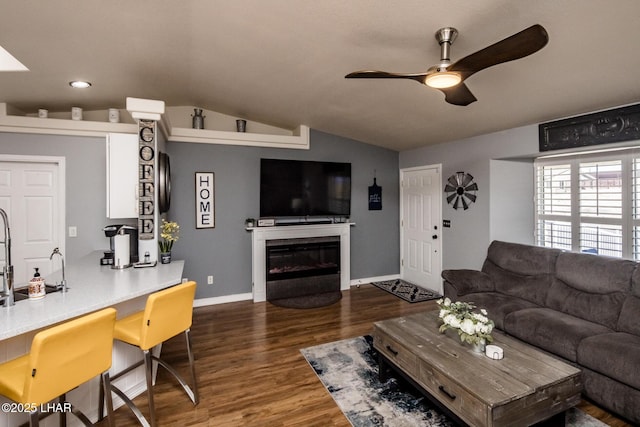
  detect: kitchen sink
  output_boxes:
[8,284,62,303]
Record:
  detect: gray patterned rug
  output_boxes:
[301,336,607,427]
[371,279,441,303]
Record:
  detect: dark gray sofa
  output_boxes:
[442,240,640,424]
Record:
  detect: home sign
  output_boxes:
[196,172,215,229]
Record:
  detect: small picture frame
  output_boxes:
[195,172,215,229]
[368,178,382,210]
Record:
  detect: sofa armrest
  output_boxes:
[441,269,495,296]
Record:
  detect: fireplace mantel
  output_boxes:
[249,223,353,302]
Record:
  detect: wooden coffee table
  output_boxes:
[373,311,582,427]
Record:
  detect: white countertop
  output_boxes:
[0,251,184,340]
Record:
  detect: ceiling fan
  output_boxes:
[345,24,548,106]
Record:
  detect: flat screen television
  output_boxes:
[260,158,351,218]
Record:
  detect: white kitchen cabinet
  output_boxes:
[106,132,138,218]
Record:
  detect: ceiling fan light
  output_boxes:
[425,72,461,89]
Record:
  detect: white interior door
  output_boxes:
[0,157,64,286]
[400,165,442,293]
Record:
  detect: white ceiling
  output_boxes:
[1,0,640,151]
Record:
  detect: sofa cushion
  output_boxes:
[481,241,560,306]
[578,332,640,391]
[546,277,626,330]
[504,307,612,362]
[555,251,634,294]
[454,292,538,330]
[441,269,494,296]
[619,265,640,334]
[631,264,640,297]
[617,295,640,335]
[483,262,550,306]
[483,241,561,275]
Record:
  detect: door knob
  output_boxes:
[432,234,438,239]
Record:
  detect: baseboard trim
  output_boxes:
[193,292,253,307]
[350,274,400,287]
[192,276,401,308]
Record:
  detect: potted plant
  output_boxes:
[159,219,179,264]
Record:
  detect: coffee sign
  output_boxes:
[138,119,155,239]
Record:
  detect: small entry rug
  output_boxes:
[301,336,607,427]
[371,279,441,303]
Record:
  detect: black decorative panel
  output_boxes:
[539,103,640,152]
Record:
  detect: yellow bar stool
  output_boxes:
[100,281,198,427]
[0,308,117,427]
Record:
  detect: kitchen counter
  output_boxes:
[0,251,185,426]
[0,251,185,340]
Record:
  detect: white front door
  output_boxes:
[0,157,64,285]
[400,165,442,293]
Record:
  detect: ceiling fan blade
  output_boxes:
[345,70,428,84]
[449,24,548,81]
[436,83,477,106]
[446,192,457,204]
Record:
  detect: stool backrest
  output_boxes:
[23,308,116,404]
[140,281,197,350]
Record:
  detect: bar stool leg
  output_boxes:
[59,394,67,427]
[98,375,105,421]
[186,329,199,404]
[29,409,40,427]
[144,350,157,427]
[98,373,116,426]
[102,372,115,427]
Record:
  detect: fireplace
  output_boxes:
[250,223,352,303]
[265,236,341,301]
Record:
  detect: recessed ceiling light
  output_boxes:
[69,80,92,88]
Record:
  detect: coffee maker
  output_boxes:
[100,224,139,267]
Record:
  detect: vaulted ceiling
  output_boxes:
[1,1,639,151]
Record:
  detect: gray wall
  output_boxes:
[399,124,539,270]
[0,132,123,262]
[0,129,400,300]
[166,129,400,299]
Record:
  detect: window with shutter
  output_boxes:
[535,149,639,259]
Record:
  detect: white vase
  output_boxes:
[471,339,486,353]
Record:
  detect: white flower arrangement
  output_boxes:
[436,297,494,345]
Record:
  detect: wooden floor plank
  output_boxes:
[98,284,632,426]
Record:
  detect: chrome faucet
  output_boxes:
[0,208,14,307]
[50,247,67,292]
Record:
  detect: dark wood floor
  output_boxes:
[102,284,632,426]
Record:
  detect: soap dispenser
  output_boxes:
[29,268,45,299]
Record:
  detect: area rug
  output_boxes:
[371,279,441,303]
[301,336,607,427]
[269,291,342,309]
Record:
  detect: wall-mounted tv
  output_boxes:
[260,158,351,218]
